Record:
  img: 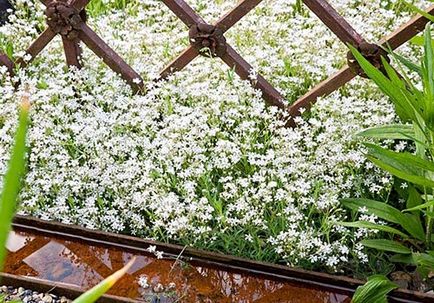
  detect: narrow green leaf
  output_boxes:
[410,36,434,48]
[404,1,434,23]
[357,124,414,140]
[73,258,135,303]
[406,185,423,212]
[392,50,422,76]
[0,98,30,272]
[337,221,409,238]
[365,143,434,188]
[341,198,425,241]
[368,155,434,187]
[424,23,434,98]
[349,45,414,121]
[361,239,412,254]
[352,275,398,303]
[390,253,416,265]
[365,143,434,172]
[399,213,426,241]
[404,200,434,212]
[341,198,402,223]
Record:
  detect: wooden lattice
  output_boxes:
[0,0,433,125]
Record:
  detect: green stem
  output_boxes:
[425,187,433,250]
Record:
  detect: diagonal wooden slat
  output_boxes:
[215,0,263,33]
[62,37,82,68]
[380,4,434,49]
[288,4,434,122]
[19,28,56,67]
[38,0,52,7]
[159,0,267,82]
[0,53,14,74]
[302,0,365,47]
[159,46,199,79]
[161,0,205,27]
[77,23,144,92]
[71,0,90,11]
[288,66,355,116]
[220,44,286,109]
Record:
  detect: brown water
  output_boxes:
[5,229,351,302]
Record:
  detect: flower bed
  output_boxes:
[0,0,431,281]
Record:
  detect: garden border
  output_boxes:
[7,215,434,303]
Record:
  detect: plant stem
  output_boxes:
[425,187,433,250]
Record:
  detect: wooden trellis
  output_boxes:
[0,0,433,124]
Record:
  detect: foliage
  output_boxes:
[0,95,29,272]
[72,258,135,303]
[343,22,434,277]
[352,275,397,303]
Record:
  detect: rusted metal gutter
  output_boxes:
[3,215,433,303]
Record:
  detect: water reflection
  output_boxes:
[5,230,350,302]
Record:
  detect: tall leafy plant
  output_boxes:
[342,23,434,275]
[342,21,434,302]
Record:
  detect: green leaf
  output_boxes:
[404,200,434,212]
[404,1,434,23]
[392,50,422,76]
[399,213,426,241]
[413,253,434,277]
[352,275,398,303]
[406,185,423,212]
[337,221,409,238]
[423,23,434,98]
[0,99,30,272]
[390,253,416,265]
[349,45,414,122]
[73,258,135,303]
[341,198,403,224]
[365,143,434,187]
[341,198,425,241]
[410,36,434,48]
[357,124,414,140]
[361,239,412,254]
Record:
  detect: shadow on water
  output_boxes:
[5,229,350,303]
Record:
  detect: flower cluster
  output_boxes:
[0,0,430,273]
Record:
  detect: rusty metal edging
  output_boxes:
[0,273,141,303]
[9,215,434,303]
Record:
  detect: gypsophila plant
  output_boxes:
[0,0,432,277]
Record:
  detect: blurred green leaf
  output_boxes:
[404,200,434,212]
[361,239,412,254]
[337,221,409,238]
[0,98,30,271]
[352,275,398,303]
[73,258,135,303]
[365,143,434,187]
[357,124,414,140]
[404,2,434,23]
